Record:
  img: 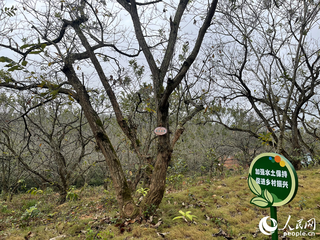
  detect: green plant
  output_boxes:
[200,165,206,174]
[101,190,117,208]
[143,204,157,219]
[97,230,114,239]
[27,187,43,195]
[22,199,38,210]
[169,158,188,174]
[214,217,222,226]
[186,176,195,185]
[166,174,184,190]
[235,165,244,175]
[0,201,10,213]
[21,202,41,220]
[136,187,149,197]
[47,212,58,218]
[173,210,197,222]
[103,178,112,190]
[227,222,234,236]
[110,218,119,224]
[44,187,53,195]
[85,227,96,240]
[258,132,273,146]
[206,176,212,184]
[66,186,79,201]
[17,179,26,191]
[298,197,306,210]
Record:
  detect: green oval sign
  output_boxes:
[248,153,298,208]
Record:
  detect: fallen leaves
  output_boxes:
[212,228,233,239]
[110,215,163,234]
[24,231,34,240]
[157,231,170,238]
[48,235,67,240]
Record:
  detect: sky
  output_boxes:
[0,0,205,90]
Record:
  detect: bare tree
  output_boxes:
[0,93,96,203]
[206,0,320,169]
[0,0,218,217]
[0,93,29,201]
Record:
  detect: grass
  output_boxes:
[0,167,320,240]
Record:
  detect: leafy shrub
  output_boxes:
[22,199,38,211]
[21,202,41,220]
[0,201,10,214]
[66,186,79,201]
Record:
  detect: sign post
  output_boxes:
[248,153,298,239]
[270,206,277,240]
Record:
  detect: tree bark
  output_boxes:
[142,101,172,209]
[62,62,138,218]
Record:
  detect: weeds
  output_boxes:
[85,227,96,240]
[0,201,10,214]
[136,187,149,197]
[66,186,79,201]
[143,204,157,219]
[97,230,114,239]
[44,187,54,195]
[298,196,306,210]
[21,202,41,221]
[166,174,184,190]
[22,199,38,210]
[101,190,117,209]
[0,167,319,240]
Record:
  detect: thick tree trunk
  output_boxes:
[142,102,172,213]
[290,145,303,170]
[143,148,171,206]
[291,118,303,170]
[62,63,138,218]
[291,157,302,170]
[58,190,67,204]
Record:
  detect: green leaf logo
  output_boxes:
[264,189,274,204]
[248,175,262,196]
[271,193,283,203]
[250,196,270,208]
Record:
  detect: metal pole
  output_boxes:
[270,206,278,240]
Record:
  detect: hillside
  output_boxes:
[1,167,320,240]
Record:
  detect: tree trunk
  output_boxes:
[143,147,171,206]
[291,117,303,170]
[142,101,172,213]
[58,190,67,204]
[1,158,9,201]
[291,157,302,170]
[62,63,138,218]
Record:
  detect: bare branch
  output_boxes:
[160,0,218,108]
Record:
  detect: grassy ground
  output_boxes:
[0,167,320,240]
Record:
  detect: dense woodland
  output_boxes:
[0,0,320,219]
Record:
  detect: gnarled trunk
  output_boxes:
[142,101,172,213]
[62,63,138,218]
